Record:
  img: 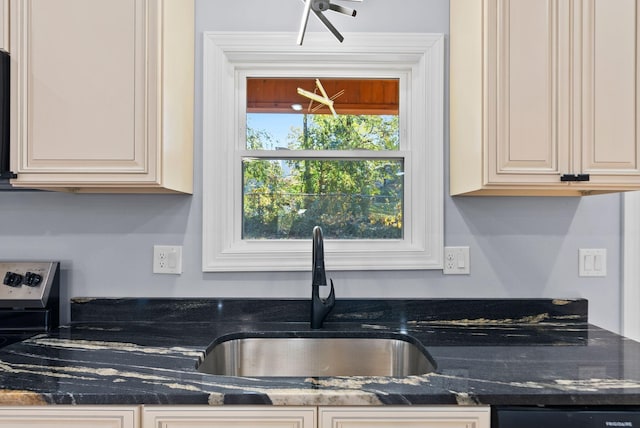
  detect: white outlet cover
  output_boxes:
[153,245,183,275]
[443,246,470,275]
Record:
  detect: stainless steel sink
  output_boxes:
[197,334,436,377]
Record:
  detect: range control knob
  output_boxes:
[23,272,43,287]
[3,272,23,287]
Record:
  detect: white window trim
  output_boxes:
[623,191,640,340]
[202,32,444,272]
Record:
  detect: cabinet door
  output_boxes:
[142,406,317,428]
[486,0,570,185]
[9,0,156,184]
[0,0,7,52]
[0,406,139,428]
[319,406,490,428]
[579,0,640,185]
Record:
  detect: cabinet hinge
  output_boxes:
[560,174,590,182]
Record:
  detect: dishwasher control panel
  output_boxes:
[0,262,59,308]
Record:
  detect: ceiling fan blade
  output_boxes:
[297,0,313,45]
[312,9,344,43]
[297,87,334,107]
[311,89,344,113]
[314,79,330,100]
[329,3,356,17]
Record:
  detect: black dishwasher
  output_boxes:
[493,406,640,428]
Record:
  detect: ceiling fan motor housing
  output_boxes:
[312,0,331,12]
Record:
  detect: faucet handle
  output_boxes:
[325,278,336,306]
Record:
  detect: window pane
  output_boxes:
[242,159,404,240]
[246,77,400,151]
[247,77,399,115]
[247,114,399,151]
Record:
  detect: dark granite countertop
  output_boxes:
[1,298,640,407]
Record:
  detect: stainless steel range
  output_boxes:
[0,261,60,347]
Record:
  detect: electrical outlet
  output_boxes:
[153,245,183,275]
[443,246,470,275]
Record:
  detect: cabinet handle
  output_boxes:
[560,174,590,182]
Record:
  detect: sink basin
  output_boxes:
[197,333,436,377]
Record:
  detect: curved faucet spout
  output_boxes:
[312,226,327,287]
[311,226,336,329]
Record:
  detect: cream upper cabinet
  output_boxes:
[0,406,139,428]
[0,0,7,51]
[451,0,640,196]
[9,0,194,193]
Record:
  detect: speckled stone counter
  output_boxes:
[1,298,640,406]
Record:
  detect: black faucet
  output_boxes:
[311,226,336,329]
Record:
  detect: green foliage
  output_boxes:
[243,114,402,240]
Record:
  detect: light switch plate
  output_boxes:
[579,248,606,277]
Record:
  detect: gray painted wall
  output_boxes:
[0,0,623,332]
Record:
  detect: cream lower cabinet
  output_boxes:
[141,406,490,428]
[8,0,194,193]
[0,406,139,427]
[0,406,491,428]
[142,406,317,428]
[451,0,640,196]
[319,407,490,428]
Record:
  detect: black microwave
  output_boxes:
[0,49,14,188]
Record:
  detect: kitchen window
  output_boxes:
[202,32,444,272]
[244,77,402,241]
